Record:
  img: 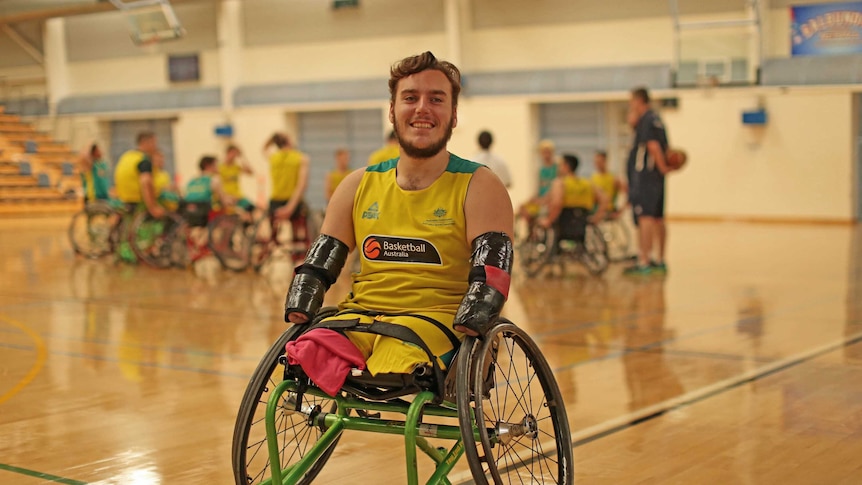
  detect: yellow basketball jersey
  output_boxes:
[270,149,303,201]
[562,175,595,210]
[367,144,400,166]
[114,149,147,203]
[328,170,349,195]
[219,163,243,198]
[343,154,479,315]
[591,172,617,205]
[153,169,170,196]
[83,170,96,200]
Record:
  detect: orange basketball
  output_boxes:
[667,149,687,170]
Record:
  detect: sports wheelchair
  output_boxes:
[520,208,609,277]
[232,307,573,484]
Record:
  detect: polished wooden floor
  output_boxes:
[1,217,861,484]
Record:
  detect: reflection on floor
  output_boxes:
[0,217,860,484]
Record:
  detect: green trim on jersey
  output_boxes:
[365,153,481,175]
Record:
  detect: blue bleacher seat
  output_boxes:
[19,161,32,176]
[25,140,37,154]
[36,173,50,187]
[61,162,74,177]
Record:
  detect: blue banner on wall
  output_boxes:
[791,2,862,56]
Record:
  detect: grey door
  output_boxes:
[298,109,383,210]
[538,102,607,178]
[109,119,175,186]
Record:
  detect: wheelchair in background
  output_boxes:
[232,307,573,484]
[520,208,609,277]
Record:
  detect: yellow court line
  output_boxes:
[0,314,48,405]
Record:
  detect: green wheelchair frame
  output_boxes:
[232,308,574,485]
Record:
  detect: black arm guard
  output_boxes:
[453,232,514,337]
[284,235,349,323]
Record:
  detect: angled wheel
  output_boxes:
[580,224,609,276]
[129,211,183,269]
[250,217,278,272]
[457,321,573,485]
[598,218,631,262]
[232,309,342,485]
[68,202,115,258]
[520,225,555,278]
[209,214,252,272]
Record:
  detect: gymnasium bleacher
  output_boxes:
[0,106,81,215]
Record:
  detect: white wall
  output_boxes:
[67,50,221,95]
[664,87,855,221]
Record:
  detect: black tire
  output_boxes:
[520,225,555,277]
[250,217,277,273]
[232,309,342,485]
[129,211,183,269]
[68,202,116,258]
[598,218,631,263]
[457,321,573,485]
[208,214,252,272]
[581,224,609,276]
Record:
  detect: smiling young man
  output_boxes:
[283,52,514,379]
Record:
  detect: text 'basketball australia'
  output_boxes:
[362,235,442,264]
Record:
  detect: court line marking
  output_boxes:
[0,463,87,485]
[0,342,251,380]
[449,330,862,484]
[0,314,47,405]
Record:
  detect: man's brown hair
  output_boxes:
[388,51,461,107]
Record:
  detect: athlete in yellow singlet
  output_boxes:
[113,131,163,218]
[284,52,513,377]
[265,133,309,219]
[366,130,400,166]
[218,145,255,212]
[541,153,607,243]
[325,148,351,203]
[151,151,180,211]
[590,150,624,217]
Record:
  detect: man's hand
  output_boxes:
[287,312,309,324]
[147,205,165,218]
[274,204,296,220]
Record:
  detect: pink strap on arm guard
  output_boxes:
[484,265,510,300]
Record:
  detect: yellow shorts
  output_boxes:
[323,311,462,376]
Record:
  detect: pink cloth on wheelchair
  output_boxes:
[285,328,367,397]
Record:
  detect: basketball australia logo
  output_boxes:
[362,235,442,265]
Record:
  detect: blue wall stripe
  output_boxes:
[57,87,221,114]
[762,55,862,86]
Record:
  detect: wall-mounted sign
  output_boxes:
[791,2,862,56]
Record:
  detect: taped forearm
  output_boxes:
[284,235,349,322]
[453,232,513,336]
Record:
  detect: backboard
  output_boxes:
[109,0,185,45]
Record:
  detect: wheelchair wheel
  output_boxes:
[579,224,609,276]
[250,217,277,272]
[598,218,631,262]
[208,214,252,272]
[232,311,342,485]
[457,322,573,485]
[167,221,191,269]
[68,202,116,258]
[129,211,183,269]
[520,225,555,278]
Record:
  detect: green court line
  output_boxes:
[0,463,87,485]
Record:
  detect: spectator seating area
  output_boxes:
[0,106,81,215]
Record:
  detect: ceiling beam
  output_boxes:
[0,24,43,64]
[0,0,214,25]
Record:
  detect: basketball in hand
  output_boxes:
[666,149,687,170]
